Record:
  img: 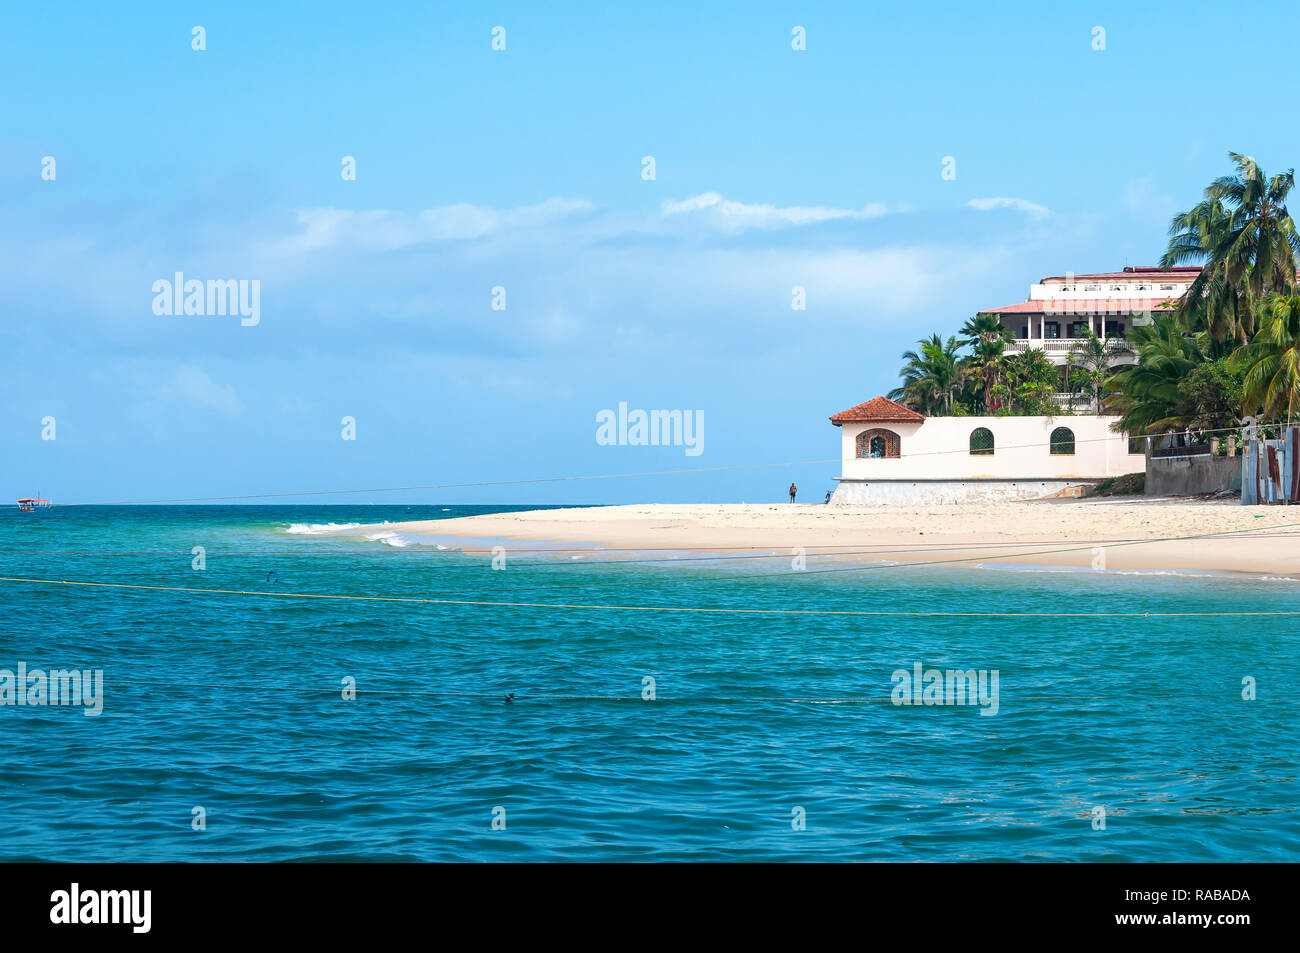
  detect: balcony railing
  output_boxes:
[1005,338,1134,354]
[1007,340,1072,352]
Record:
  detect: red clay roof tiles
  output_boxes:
[829,395,926,425]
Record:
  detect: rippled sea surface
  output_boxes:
[1,505,1297,861]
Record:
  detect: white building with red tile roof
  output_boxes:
[827,396,1143,503]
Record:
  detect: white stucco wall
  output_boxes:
[836,415,1142,481]
[1029,280,1192,301]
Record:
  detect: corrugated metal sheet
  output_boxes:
[1241,428,1300,504]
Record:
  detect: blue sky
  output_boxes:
[4,1,1298,504]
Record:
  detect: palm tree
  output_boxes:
[1068,330,1124,411]
[959,314,1012,410]
[1208,154,1300,301]
[959,313,1013,348]
[970,337,1008,411]
[1162,198,1249,344]
[1163,198,1230,274]
[889,334,968,415]
[1227,293,1300,423]
[1104,313,1204,436]
[1161,154,1300,345]
[1001,347,1059,415]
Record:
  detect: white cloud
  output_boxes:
[268,197,594,255]
[264,192,892,263]
[4,188,1035,366]
[967,196,1049,216]
[573,241,1016,344]
[171,365,245,415]
[659,192,889,231]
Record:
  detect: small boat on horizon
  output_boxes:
[16,498,53,512]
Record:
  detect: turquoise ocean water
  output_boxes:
[0,505,1297,861]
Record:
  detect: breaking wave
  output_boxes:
[285,522,360,535]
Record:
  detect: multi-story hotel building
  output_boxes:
[976,264,1199,408]
[980,264,1196,350]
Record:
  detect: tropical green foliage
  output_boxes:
[887,334,968,415]
[960,313,1012,409]
[1067,330,1125,410]
[1001,347,1062,416]
[1228,293,1300,421]
[1104,314,1245,439]
[888,325,1063,416]
[1088,472,1145,496]
[1180,359,1245,432]
[1104,314,1206,435]
[1161,153,1299,346]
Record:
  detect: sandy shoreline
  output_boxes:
[328,500,1300,576]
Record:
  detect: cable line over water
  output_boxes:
[4,574,1300,617]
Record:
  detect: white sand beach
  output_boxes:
[335,500,1300,576]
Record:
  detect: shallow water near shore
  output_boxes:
[1,505,1297,861]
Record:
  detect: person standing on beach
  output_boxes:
[789,482,797,503]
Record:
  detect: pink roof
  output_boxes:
[981,298,1175,315]
[981,264,1193,314]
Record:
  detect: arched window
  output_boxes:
[1050,427,1075,455]
[856,428,900,459]
[969,427,994,455]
